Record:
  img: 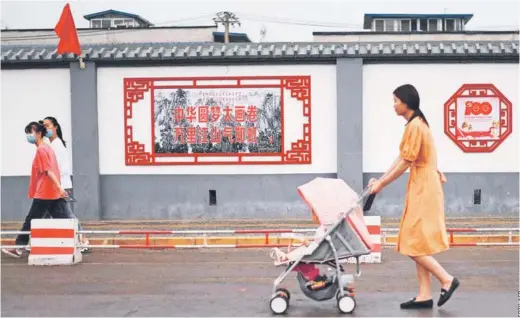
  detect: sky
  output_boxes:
[1,0,519,42]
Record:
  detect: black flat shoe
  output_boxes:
[400,298,433,309]
[438,277,460,307]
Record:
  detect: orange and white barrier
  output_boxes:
[1,223,516,261]
[342,215,381,264]
[28,219,82,266]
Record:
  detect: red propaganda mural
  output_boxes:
[124,76,312,165]
[444,84,513,153]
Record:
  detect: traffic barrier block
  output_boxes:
[28,219,82,266]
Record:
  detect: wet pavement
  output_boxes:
[1,246,518,317]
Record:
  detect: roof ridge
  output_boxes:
[1,41,518,64]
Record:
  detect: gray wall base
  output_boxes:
[363,172,519,217]
[2,173,517,221]
[1,176,32,221]
[99,173,336,220]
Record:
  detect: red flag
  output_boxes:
[54,3,81,55]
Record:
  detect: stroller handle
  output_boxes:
[337,185,377,219]
[357,158,399,213]
[363,193,377,212]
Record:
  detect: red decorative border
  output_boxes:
[444,84,513,153]
[123,76,312,165]
[124,79,154,165]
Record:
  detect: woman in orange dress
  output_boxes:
[369,84,460,309]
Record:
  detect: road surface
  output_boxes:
[1,247,518,317]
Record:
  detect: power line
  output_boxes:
[237,12,518,30]
[1,14,218,42]
[153,13,216,26]
[237,13,363,29]
[2,11,517,43]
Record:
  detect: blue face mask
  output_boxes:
[26,134,36,144]
[45,130,53,138]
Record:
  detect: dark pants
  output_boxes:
[15,198,74,245]
[42,189,83,231]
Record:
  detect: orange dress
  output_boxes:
[396,117,450,256]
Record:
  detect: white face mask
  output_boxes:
[26,134,36,144]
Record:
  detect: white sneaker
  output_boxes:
[270,248,288,266]
[80,240,92,254]
[2,248,22,258]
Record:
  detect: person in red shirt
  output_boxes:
[2,122,73,258]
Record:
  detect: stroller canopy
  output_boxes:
[297,177,363,226]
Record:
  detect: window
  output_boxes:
[411,19,418,31]
[373,19,399,31]
[113,19,124,26]
[124,19,135,26]
[384,19,395,31]
[400,19,411,31]
[445,19,456,31]
[101,19,111,28]
[91,19,102,28]
[374,20,384,31]
[428,19,438,31]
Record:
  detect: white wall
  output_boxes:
[1,69,72,176]
[97,65,338,175]
[363,63,519,173]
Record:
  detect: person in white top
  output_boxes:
[42,117,91,253]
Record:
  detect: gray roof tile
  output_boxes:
[1,41,518,64]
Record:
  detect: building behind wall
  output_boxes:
[1,13,518,221]
[313,13,519,42]
[83,9,155,28]
[1,9,251,45]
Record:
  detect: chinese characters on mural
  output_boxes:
[154,88,282,154]
[124,76,311,165]
[444,84,513,153]
[457,100,499,140]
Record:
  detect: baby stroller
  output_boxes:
[269,178,377,315]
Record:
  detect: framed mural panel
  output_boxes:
[444,83,513,153]
[124,76,312,165]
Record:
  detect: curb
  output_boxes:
[2,235,518,247]
[2,217,518,230]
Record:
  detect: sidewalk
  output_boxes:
[1,216,519,230]
[1,217,518,246]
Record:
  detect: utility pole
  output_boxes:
[260,25,266,42]
[213,11,240,43]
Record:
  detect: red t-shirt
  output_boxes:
[28,144,62,200]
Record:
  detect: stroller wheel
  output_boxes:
[337,295,356,314]
[336,287,355,300]
[270,292,289,315]
[275,288,291,302]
